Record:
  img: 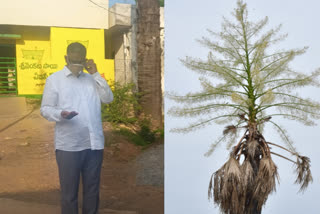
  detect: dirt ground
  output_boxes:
[0,106,163,214]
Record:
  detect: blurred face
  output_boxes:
[65,52,86,75]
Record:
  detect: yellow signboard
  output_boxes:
[16,40,57,94]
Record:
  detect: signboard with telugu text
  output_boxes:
[16,40,57,94]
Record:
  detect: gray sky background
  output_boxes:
[165,1,320,213]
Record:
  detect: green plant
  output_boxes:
[137,118,156,143]
[101,81,142,124]
[116,127,154,147]
[115,117,160,146]
[101,81,162,146]
[117,128,148,146]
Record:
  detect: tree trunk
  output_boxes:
[136,0,163,129]
[247,126,262,214]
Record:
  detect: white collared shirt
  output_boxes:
[40,66,113,151]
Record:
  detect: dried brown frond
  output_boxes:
[213,169,223,204]
[208,173,214,200]
[211,156,244,214]
[238,159,255,212]
[295,156,313,192]
[241,159,254,192]
[223,125,237,135]
[252,157,279,211]
[209,161,226,204]
[246,140,259,158]
[211,163,226,207]
[231,186,241,214]
[221,157,241,200]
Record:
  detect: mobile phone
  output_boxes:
[66,111,78,119]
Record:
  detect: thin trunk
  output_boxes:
[136,0,163,128]
[247,128,262,214]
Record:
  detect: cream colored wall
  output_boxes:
[1,0,109,29]
[109,3,132,28]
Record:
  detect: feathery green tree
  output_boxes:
[167,1,320,213]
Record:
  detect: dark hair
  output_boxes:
[67,42,86,56]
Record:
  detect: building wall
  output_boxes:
[108,3,134,85]
[0,0,109,29]
[15,27,114,95]
[112,31,126,83]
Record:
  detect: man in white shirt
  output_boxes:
[40,42,113,214]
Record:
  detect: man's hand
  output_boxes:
[61,111,79,120]
[85,59,98,74]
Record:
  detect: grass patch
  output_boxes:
[115,127,155,147]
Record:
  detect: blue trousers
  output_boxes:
[55,149,104,214]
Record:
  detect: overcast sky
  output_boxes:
[165,1,320,213]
